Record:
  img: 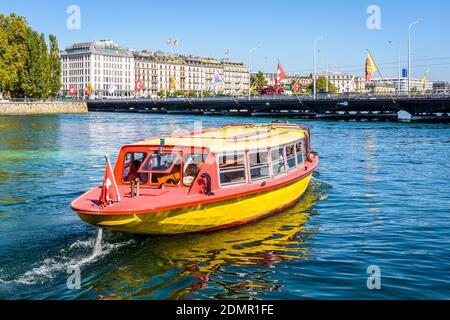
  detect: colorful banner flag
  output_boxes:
[85,83,94,96]
[169,75,177,91]
[135,79,143,93]
[211,70,224,89]
[365,52,378,81]
[421,69,430,87]
[292,79,300,93]
[99,155,121,206]
[275,63,286,85]
[69,84,77,96]
[349,76,355,92]
[108,83,117,95]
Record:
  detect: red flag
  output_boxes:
[135,79,143,93]
[292,79,300,93]
[275,63,286,85]
[99,156,121,206]
[69,85,77,96]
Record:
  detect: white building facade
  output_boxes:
[134,51,249,97]
[61,40,135,98]
[319,73,366,94]
[367,77,433,94]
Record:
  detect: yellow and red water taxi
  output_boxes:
[70,123,318,234]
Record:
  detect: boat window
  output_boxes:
[286,144,296,171]
[248,150,270,181]
[151,157,181,185]
[122,152,148,183]
[142,152,177,172]
[271,147,286,176]
[217,152,246,186]
[302,138,308,161]
[296,142,304,166]
[183,153,206,187]
[139,150,182,185]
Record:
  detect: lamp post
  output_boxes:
[408,19,423,96]
[248,46,259,100]
[313,35,326,100]
[388,40,401,94]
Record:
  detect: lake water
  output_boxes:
[0,113,449,300]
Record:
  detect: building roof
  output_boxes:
[62,40,133,58]
[133,51,246,68]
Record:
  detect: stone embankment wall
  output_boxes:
[0,102,88,115]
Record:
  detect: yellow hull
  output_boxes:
[78,174,312,234]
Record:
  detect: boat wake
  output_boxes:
[0,228,134,286]
[309,177,333,201]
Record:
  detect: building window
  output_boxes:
[122,152,148,184]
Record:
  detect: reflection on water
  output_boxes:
[92,184,321,300]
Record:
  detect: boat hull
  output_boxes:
[77,173,313,235]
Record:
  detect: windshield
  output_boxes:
[140,151,179,173]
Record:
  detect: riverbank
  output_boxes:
[0,101,88,115]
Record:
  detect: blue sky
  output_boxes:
[2,0,450,80]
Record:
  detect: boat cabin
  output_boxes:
[113,124,312,196]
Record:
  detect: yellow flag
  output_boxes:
[85,83,94,95]
[365,52,378,81]
[421,69,430,85]
[169,75,177,91]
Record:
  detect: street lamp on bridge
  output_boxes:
[408,18,423,97]
[313,35,326,100]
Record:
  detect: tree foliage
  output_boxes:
[308,76,338,94]
[0,13,29,98]
[0,13,61,99]
[48,34,62,98]
[250,71,268,91]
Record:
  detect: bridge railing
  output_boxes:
[5,92,449,104]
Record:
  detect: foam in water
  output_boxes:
[92,227,103,257]
[1,228,134,286]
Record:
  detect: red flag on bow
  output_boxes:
[99,156,121,206]
[275,63,286,85]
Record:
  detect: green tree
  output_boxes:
[0,13,59,99]
[0,13,30,98]
[157,89,167,98]
[250,71,268,92]
[173,90,185,97]
[187,91,198,97]
[308,76,338,94]
[21,31,51,99]
[48,34,62,99]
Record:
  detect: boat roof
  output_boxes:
[131,124,307,153]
